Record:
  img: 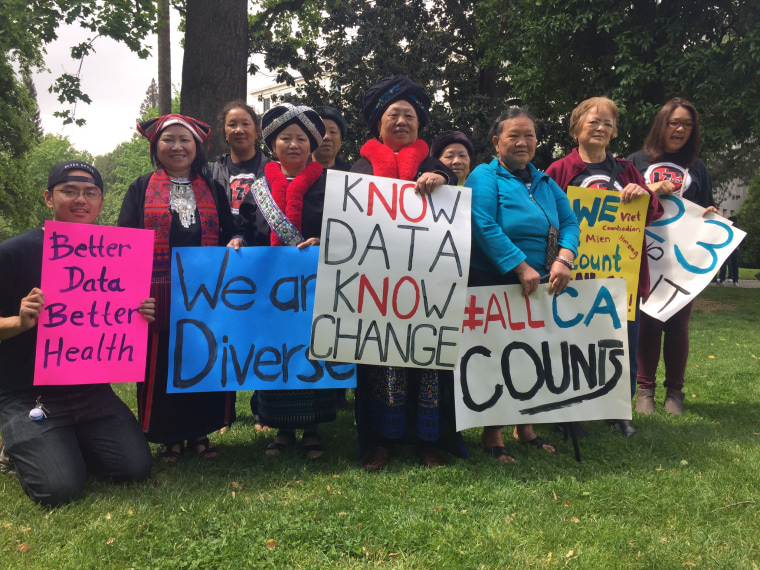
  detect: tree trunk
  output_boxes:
[180,0,248,161]
[157,0,172,115]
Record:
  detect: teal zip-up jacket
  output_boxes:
[467,158,579,276]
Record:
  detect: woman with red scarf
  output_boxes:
[351,76,462,471]
[118,114,240,462]
[239,103,332,460]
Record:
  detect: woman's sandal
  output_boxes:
[160,442,183,463]
[189,436,218,459]
[302,431,324,460]
[521,436,556,453]
[254,417,271,432]
[483,446,515,463]
[266,430,296,456]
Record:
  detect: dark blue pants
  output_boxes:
[0,385,152,506]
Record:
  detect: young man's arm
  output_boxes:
[0,288,44,341]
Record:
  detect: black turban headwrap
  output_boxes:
[430,130,474,160]
[361,75,430,137]
[314,106,347,140]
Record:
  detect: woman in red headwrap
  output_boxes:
[118,114,242,462]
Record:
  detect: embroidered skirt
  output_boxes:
[257,389,337,430]
[356,365,466,458]
[138,329,236,444]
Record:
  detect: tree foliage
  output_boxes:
[249,0,760,180]
[1,0,159,235]
[140,78,160,118]
[736,174,760,268]
[478,0,760,176]
[0,134,92,240]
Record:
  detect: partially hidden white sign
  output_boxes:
[311,170,471,368]
[454,280,631,430]
[642,196,745,322]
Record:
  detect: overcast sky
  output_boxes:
[32,10,273,158]
[32,13,184,158]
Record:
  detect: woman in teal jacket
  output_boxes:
[466,107,580,462]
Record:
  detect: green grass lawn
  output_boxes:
[738,267,759,280]
[2,286,759,568]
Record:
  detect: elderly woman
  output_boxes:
[312,106,352,171]
[238,102,333,460]
[546,96,663,437]
[627,98,718,416]
[118,114,240,461]
[430,130,474,186]
[351,75,460,471]
[467,107,580,461]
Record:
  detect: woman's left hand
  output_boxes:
[297,237,320,249]
[138,298,156,323]
[415,172,446,195]
[619,183,649,204]
[226,237,245,250]
[548,261,572,295]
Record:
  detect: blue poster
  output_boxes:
[167,246,356,393]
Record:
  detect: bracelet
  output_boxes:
[554,255,575,270]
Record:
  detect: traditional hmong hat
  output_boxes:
[362,75,430,137]
[313,106,347,139]
[47,160,104,192]
[137,114,212,144]
[430,130,474,161]
[261,103,326,153]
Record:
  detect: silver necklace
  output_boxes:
[169,177,197,228]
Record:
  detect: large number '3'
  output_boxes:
[645,196,733,274]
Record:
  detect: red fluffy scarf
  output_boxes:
[359,138,429,181]
[265,160,323,246]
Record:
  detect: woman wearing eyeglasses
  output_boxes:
[546,97,663,438]
[627,98,718,416]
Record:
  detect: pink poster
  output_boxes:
[34,221,154,385]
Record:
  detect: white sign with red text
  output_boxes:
[311,170,471,368]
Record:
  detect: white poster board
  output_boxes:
[642,196,745,321]
[311,170,471,368]
[454,280,631,430]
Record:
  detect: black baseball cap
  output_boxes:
[47,161,104,192]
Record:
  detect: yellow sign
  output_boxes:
[567,186,649,320]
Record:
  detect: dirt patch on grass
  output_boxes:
[693,298,735,313]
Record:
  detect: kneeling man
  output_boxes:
[0,161,154,505]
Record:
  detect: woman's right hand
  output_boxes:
[226,237,245,250]
[514,262,541,297]
[648,180,677,196]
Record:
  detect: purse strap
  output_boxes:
[606,159,623,191]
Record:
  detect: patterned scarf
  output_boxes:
[359,138,429,181]
[264,160,323,246]
[142,169,219,276]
